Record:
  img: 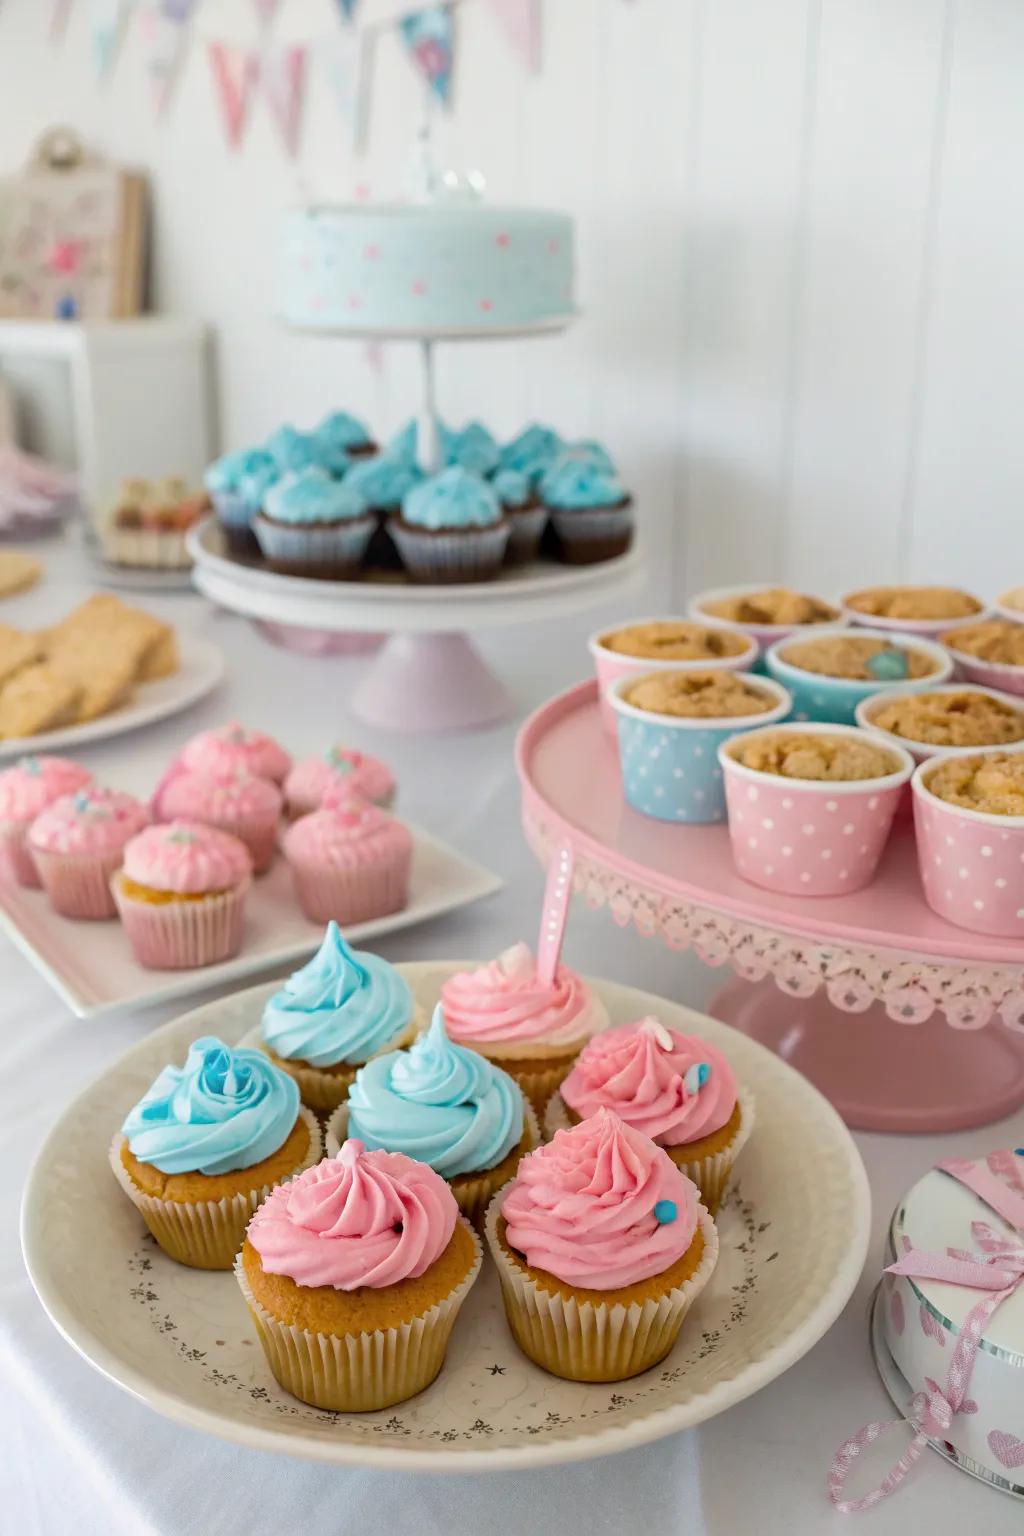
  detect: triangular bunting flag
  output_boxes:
[321,29,367,147]
[159,0,196,18]
[90,0,132,80]
[334,0,359,19]
[50,0,74,42]
[139,6,191,115]
[487,0,540,72]
[251,0,281,26]
[207,41,260,150]
[399,6,454,106]
[263,44,308,158]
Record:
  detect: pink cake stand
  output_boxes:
[517,679,1024,1134]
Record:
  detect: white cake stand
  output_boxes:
[187,517,642,733]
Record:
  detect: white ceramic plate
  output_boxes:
[0,836,500,1019]
[21,966,871,1470]
[0,635,225,761]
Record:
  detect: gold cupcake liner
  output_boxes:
[234,1217,483,1411]
[109,1106,322,1270]
[544,1086,756,1217]
[503,1059,579,1122]
[258,1011,423,1114]
[324,1100,540,1229]
[484,1193,719,1383]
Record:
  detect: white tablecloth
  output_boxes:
[2,538,1021,1536]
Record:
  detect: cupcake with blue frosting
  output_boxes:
[314,409,377,469]
[327,1005,538,1226]
[265,424,319,476]
[204,447,278,556]
[442,421,500,477]
[491,467,546,565]
[499,424,563,487]
[540,449,633,565]
[344,452,425,569]
[110,1035,321,1269]
[259,922,421,1111]
[255,466,374,578]
[392,466,509,584]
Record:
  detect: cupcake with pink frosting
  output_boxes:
[546,1018,754,1215]
[439,942,609,1118]
[153,770,282,874]
[282,799,412,926]
[111,820,253,968]
[284,745,396,819]
[485,1109,718,1382]
[0,755,92,887]
[28,786,148,919]
[237,1139,482,1411]
[178,722,291,786]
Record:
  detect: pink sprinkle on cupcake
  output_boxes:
[153,770,282,873]
[28,787,149,919]
[179,721,292,785]
[0,755,92,888]
[284,745,396,819]
[112,820,253,969]
[282,800,412,926]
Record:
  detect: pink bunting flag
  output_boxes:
[263,45,308,158]
[139,6,189,115]
[251,0,281,25]
[487,0,540,71]
[50,0,74,41]
[321,28,367,147]
[207,41,260,150]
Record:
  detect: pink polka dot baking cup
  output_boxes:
[587,618,758,737]
[912,752,1024,937]
[111,871,252,968]
[719,724,914,897]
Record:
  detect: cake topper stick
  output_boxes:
[536,840,574,988]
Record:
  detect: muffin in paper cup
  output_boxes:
[112,872,252,969]
[540,451,633,566]
[237,1141,483,1411]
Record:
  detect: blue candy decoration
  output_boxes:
[866,648,909,682]
[684,1062,711,1094]
[653,1199,678,1225]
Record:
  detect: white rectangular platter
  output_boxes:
[0,827,501,1019]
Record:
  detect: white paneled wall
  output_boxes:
[0,0,1022,606]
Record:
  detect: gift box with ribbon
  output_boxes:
[831,1149,1024,1511]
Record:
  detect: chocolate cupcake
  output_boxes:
[391,467,509,584]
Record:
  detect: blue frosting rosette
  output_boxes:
[401,466,502,531]
[313,410,373,473]
[265,424,319,475]
[499,424,563,485]
[442,420,500,477]
[539,453,626,509]
[345,452,424,512]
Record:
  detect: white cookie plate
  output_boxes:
[21,964,870,1470]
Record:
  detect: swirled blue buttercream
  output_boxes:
[345,453,424,510]
[402,467,502,531]
[236,456,279,505]
[347,1006,523,1176]
[122,1036,299,1175]
[265,424,319,474]
[261,921,413,1068]
[498,424,562,484]
[491,468,533,508]
[556,439,617,475]
[539,453,627,509]
[314,410,372,471]
[204,447,275,494]
[442,421,499,477]
[264,467,368,525]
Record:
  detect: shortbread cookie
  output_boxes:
[0,551,42,599]
[0,624,41,688]
[0,663,81,739]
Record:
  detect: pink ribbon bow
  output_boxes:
[828,1154,1024,1513]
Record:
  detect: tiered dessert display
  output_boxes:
[188,167,640,732]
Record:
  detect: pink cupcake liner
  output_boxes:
[1,823,41,887]
[112,873,251,968]
[912,753,1024,937]
[288,853,410,926]
[32,847,126,919]
[194,812,278,874]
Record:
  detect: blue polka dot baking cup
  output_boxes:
[764,628,953,725]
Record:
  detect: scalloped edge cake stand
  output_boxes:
[516,680,1024,1134]
[187,520,643,733]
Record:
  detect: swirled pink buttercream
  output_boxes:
[559,1018,737,1145]
[285,748,395,815]
[179,722,291,784]
[282,802,411,871]
[121,820,252,892]
[440,942,606,1057]
[0,756,91,823]
[28,787,148,856]
[154,769,282,824]
[247,1140,458,1290]
[501,1108,699,1288]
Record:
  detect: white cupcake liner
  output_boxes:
[260,1009,423,1114]
[109,1106,322,1270]
[545,1086,755,1216]
[504,505,548,564]
[548,504,634,545]
[235,1217,483,1411]
[111,873,252,969]
[288,851,410,926]
[98,525,192,570]
[32,845,126,919]
[389,520,510,583]
[325,1100,541,1228]
[1,822,41,887]
[212,490,259,529]
[253,514,374,575]
[484,1192,719,1382]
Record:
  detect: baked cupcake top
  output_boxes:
[868,690,1024,748]
[442,421,499,477]
[263,467,368,526]
[246,1139,457,1289]
[601,620,748,662]
[779,634,936,681]
[943,621,1024,668]
[28,786,148,856]
[284,745,395,811]
[282,800,411,870]
[204,447,275,495]
[261,921,413,1068]
[440,942,607,1058]
[345,453,423,511]
[0,755,91,822]
[498,424,562,483]
[122,1034,299,1175]
[265,424,319,475]
[846,585,981,621]
[501,1108,700,1289]
[348,1006,524,1178]
[702,588,837,627]
[729,731,899,781]
[559,1018,738,1147]
[491,468,533,509]
[402,467,503,531]
[540,455,627,510]
[121,820,253,893]
[624,670,776,719]
[153,769,282,826]
[180,722,291,784]
[925,752,1024,816]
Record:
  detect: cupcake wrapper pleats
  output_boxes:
[111,874,252,969]
[259,1011,422,1114]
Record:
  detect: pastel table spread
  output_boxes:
[1,537,1019,1536]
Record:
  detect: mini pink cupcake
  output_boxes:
[284,746,396,819]
[282,800,412,926]
[0,756,92,887]
[152,770,282,874]
[111,820,253,969]
[28,787,149,919]
[178,722,291,785]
